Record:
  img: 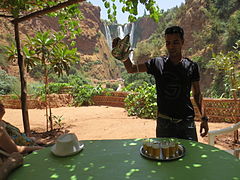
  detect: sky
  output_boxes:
[88,0,185,24]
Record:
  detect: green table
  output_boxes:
[9,138,240,180]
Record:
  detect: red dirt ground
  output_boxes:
[3,106,240,152]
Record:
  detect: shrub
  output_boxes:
[72,84,106,106]
[124,82,157,119]
[48,83,71,94]
[0,70,20,95]
[121,71,155,89]
[28,82,44,96]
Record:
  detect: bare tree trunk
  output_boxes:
[233,90,239,143]
[43,58,49,132]
[49,107,53,131]
[13,22,30,135]
[231,71,239,143]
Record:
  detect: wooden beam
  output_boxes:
[11,0,85,24]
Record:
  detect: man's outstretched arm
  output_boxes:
[123,58,147,73]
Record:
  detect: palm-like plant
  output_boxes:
[26,31,78,131]
[6,31,78,131]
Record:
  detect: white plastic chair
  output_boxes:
[208,121,240,146]
[208,121,240,158]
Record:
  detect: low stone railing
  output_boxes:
[0,94,73,109]
[193,98,240,123]
[91,91,129,108]
[1,92,239,123]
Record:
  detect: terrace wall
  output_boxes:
[1,92,239,123]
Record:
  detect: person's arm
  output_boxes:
[123,58,148,73]
[0,126,18,154]
[192,81,209,137]
[0,126,43,154]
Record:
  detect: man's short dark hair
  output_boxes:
[165,26,184,40]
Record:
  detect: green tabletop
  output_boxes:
[9,138,240,180]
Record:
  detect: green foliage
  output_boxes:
[0,45,8,67]
[27,82,44,97]
[105,82,118,90]
[193,0,240,53]
[205,72,231,98]
[121,71,155,90]
[94,46,99,53]
[29,82,73,97]
[225,10,240,49]
[48,83,71,94]
[81,60,102,72]
[26,31,78,71]
[207,40,240,98]
[124,82,157,119]
[191,56,207,70]
[208,0,240,19]
[72,84,107,106]
[48,72,91,85]
[0,70,20,95]
[28,83,45,99]
[28,64,44,80]
[68,74,91,85]
[52,114,64,129]
[103,0,162,22]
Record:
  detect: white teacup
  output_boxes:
[51,133,84,157]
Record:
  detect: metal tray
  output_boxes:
[140,144,185,161]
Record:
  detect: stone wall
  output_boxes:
[2,93,239,123]
[0,94,73,109]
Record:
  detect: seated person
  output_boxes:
[0,126,42,155]
[0,126,42,180]
[0,102,43,179]
[0,103,35,146]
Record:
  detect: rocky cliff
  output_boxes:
[177,0,212,91]
[0,2,121,81]
[0,2,158,82]
[178,0,207,55]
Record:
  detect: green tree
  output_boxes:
[103,0,161,22]
[208,39,240,142]
[0,0,84,134]
[0,0,161,134]
[208,40,240,97]
[6,31,78,131]
[25,31,78,131]
[226,10,240,49]
[0,70,20,95]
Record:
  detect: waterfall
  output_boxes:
[122,23,135,63]
[117,26,124,39]
[129,23,135,48]
[103,22,112,50]
[123,24,129,35]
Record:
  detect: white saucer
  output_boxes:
[51,143,84,157]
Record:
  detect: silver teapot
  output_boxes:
[111,34,133,61]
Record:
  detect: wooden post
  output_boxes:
[13,22,31,135]
[233,90,239,143]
